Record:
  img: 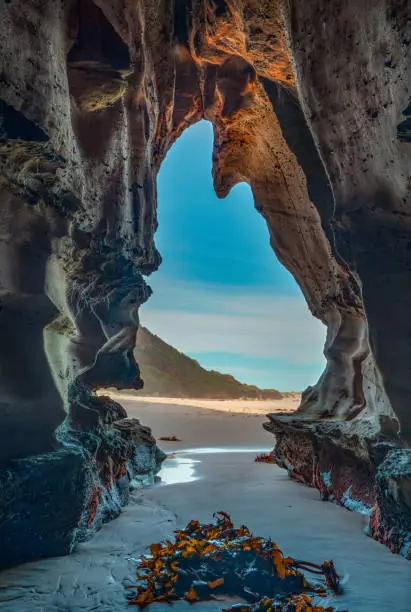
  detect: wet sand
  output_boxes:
[116,395,277,451]
[0,398,410,611]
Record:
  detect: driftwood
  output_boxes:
[159,435,182,442]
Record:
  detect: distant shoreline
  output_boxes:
[100,391,301,416]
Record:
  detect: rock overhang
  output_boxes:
[0,0,410,566]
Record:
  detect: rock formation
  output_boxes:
[134,326,282,399]
[0,0,410,566]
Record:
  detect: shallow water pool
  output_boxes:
[157,447,271,485]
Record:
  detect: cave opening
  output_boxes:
[0,1,410,605]
[116,118,329,514]
[138,119,326,400]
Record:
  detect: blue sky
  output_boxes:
[140,120,325,391]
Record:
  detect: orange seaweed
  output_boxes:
[255,452,276,464]
[127,512,344,611]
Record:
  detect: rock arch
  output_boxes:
[0,0,410,567]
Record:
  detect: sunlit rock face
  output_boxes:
[0,0,409,565]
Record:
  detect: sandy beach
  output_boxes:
[105,392,301,417]
[0,397,410,611]
[110,394,279,451]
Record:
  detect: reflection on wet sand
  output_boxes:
[157,448,272,485]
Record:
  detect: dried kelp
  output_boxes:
[127,512,345,611]
[255,453,276,464]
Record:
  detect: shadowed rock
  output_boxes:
[0,0,409,565]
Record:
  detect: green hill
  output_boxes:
[132,326,282,400]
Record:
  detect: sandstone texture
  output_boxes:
[0,0,410,565]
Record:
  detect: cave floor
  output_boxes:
[0,402,410,612]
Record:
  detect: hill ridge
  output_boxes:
[133,326,282,400]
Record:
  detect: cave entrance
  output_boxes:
[126,119,326,448]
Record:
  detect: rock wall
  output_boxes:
[0,0,409,565]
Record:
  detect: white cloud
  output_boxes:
[140,279,326,367]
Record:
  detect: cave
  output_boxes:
[0,0,410,608]
[141,117,326,398]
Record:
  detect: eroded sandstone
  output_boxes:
[0,0,410,566]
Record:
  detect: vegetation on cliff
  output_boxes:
[133,327,282,400]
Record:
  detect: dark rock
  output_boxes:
[267,413,411,555]
[0,388,165,568]
[0,447,91,569]
[265,413,388,511]
[370,449,411,559]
